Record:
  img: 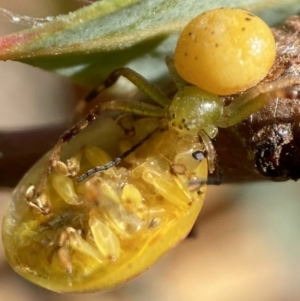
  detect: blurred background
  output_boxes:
[1,1,300,301]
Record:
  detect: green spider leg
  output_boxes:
[74,67,171,120]
[165,56,187,90]
[217,75,300,127]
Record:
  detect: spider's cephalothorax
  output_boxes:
[167,86,222,136]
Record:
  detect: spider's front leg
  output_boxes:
[74,67,171,120]
[217,76,300,128]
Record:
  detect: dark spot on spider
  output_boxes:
[85,89,99,103]
[195,56,198,60]
[179,125,183,130]
[215,43,219,47]
[172,113,175,118]
[62,127,79,142]
[211,31,214,34]
[245,17,251,21]
[242,27,245,31]
[172,122,175,127]
[182,118,186,123]
[188,32,192,36]
[185,52,188,56]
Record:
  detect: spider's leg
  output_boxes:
[77,123,165,182]
[217,75,300,127]
[165,56,187,90]
[75,67,172,119]
[198,129,216,173]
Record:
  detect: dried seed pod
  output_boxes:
[2,116,207,293]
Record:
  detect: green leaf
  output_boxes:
[0,0,298,86]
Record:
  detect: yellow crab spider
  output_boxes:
[3,7,300,294]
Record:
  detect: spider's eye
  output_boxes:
[174,8,276,95]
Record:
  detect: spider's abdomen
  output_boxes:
[174,8,276,95]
